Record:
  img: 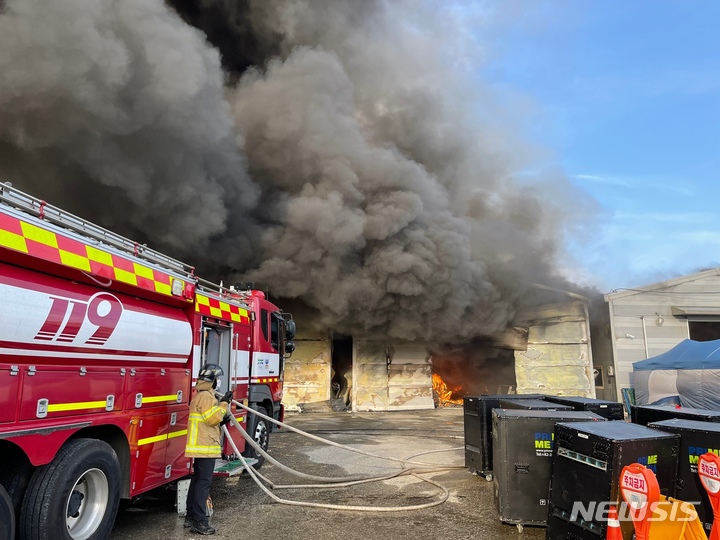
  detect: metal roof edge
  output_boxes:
[604,267,720,302]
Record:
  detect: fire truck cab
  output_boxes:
[0,182,294,539]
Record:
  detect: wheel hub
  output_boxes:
[255,422,268,449]
[67,490,84,518]
[66,468,109,540]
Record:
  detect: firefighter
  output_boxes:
[183,363,233,535]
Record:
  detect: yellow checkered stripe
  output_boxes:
[0,214,187,299]
[251,378,279,383]
[195,294,250,324]
[138,429,187,446]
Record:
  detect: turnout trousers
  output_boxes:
[186,457,215,525]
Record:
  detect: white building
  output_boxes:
[604,268,720,396]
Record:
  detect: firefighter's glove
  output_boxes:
[220,390,234,404]
[219,414,232,427]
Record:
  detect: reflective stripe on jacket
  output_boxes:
[185,381,228,458]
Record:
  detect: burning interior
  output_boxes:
[431,344,518,407]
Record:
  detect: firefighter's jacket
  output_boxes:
[185,380,229,458]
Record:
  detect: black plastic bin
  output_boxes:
[544,396,624,420]
[547,421,680,540]
[632,404,720,426]
[492,409,604,531]
[463,394,544,479]
[648,418,720,535]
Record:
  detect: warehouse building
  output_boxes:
[284,289,600,411]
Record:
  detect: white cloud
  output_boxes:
[613,211,714,224]
[573,173,696,196]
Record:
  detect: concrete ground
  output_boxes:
[111,408,545,540]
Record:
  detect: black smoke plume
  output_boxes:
[0,0,597,344]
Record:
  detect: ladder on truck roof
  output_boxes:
[195,276,253,310]
[0,181,196,280]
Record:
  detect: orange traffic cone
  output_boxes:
[606,505,622,540]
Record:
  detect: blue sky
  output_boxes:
[477,1,720,293]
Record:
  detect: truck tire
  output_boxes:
[0,484,15,540]
[0,457,33,528]
[242,405,270,469]
[19,439,121,540]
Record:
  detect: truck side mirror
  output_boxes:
[284,320,296,340]
[284,340,296,355]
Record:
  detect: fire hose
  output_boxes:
[218,396,465,512]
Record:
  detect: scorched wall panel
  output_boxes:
[282,332,331,411]
[353,340,389,412]
[387,343,434,411]
[514,301,594,398]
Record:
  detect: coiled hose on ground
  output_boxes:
[220,397,465,512]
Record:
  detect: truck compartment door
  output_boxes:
[19,366,124,421]
[129,412,169,495]
[0,364,20,423]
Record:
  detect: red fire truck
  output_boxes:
[0,182,295,539]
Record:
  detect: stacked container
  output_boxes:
[463,394,544,480]
[492,409,604,531]
[498,399,573,412]
[547,421,680,539]
[632,404,720,426]
[648,418,720,535]
[544,396,625,421]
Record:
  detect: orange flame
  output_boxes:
[432,373,463,407]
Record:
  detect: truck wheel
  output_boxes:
[242,405,270,469]
[19,439,121,540]
[0,484,15,540]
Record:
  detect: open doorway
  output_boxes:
[431,341,518,405]
[200,322,231,394]
[331,335,353,409]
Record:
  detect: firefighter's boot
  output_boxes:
[190,522,216,535]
